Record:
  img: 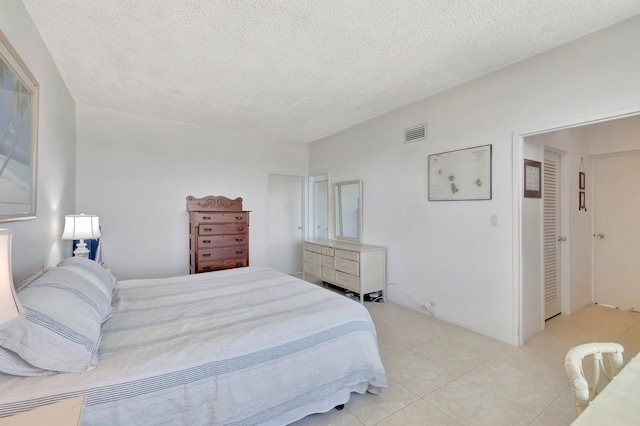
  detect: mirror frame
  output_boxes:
[334,180,362,242]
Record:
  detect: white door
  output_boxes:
[267,174,304,275]
[543,150,562,319]
[594,153,640,310]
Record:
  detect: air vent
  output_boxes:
[404,123,427,144]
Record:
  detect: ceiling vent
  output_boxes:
[404,123,427,144]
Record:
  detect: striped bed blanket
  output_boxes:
[0,266,386,425]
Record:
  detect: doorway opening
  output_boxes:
[515,110,640,346]
[309,173,329,241]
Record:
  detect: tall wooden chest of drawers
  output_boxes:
[187,195,250,274]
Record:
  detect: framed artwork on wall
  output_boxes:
[0,30,39,222]
[428,144,492,201]
[523,159,542,198]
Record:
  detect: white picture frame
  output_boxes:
[428,144,492,201]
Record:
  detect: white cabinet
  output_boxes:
[303,239,386,303]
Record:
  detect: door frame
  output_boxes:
[512,106,640,346]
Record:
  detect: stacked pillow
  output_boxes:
[0,258,116,376]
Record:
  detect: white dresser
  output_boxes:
[303,239,386,303]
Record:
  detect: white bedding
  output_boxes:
[0,266,386,425]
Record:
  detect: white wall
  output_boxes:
[585,115,640,156]
[520,142,544,341]
[0,0,76,283]
[309,16,640,344]
[76,106,308,280]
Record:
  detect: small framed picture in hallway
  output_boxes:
[524,159,541,198]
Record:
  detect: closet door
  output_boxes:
[544,150,562,319]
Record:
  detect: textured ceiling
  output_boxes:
[21,0,640,143]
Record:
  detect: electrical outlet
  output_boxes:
[490,214,498,226]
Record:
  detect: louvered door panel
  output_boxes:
[544,151,561,319]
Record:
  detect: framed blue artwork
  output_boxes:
[0,30,39,222]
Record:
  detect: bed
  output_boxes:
[0,260,386,425]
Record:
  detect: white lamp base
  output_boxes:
[73,240,90,258]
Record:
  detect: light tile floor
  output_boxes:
[293,301,640,426]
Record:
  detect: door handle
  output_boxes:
[596,233,605,239]
[558,236,567,242]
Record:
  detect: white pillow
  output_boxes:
[57,257,116,305]
[15,267,54,291]
[0,268,103,374]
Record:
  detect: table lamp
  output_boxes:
[0,228,24,326]
[62,214,101,258]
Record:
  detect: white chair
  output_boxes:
[564,342,624,416]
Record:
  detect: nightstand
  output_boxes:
[0,395,85,426]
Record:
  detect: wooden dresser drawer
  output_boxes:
[199,223,248,235]
[303,251,322,265]
[303,243,322,254]
[303,261,322,277]
[334,258,359,276]
[321,247,335,256]
[198,246,248,262]
[193,212,248,224]
[197,234,246,248]
[335,249,359,262]
[335,271,360,292]
[322,267,336,282]
[198,259,247,273]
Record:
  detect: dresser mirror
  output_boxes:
[334,180,362,242]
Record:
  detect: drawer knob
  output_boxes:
[236,227,244,231]
[203,240,211,244]
[203,266,211,271]
[236,262,243,267]
[202,253,211,258]
[235,250,243,255]
[203,227,212,232]
[235,238,244,242]
[235,216,243,220]
[202,216,211,220]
